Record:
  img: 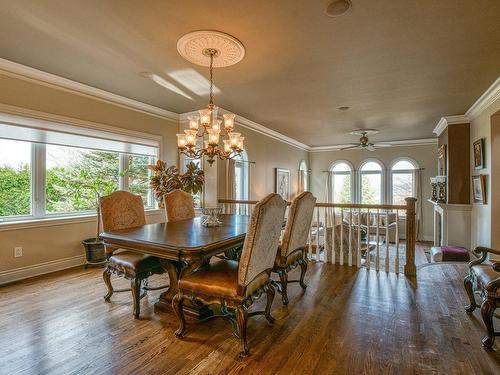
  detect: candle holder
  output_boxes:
[430,177,437,201]
[202,207,222,227]
[436,176,447,203]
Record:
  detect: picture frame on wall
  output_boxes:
[473,138,485,170]
[472,174,487,204]
[275,168,290,201]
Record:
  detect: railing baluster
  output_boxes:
[385,210,390,273]
[332,207,336,265]
[316,206,320,261]
[324,207,330,263]
[357,208,361,268]
[366,208,371,270]
[376,209,380,272]
[395,209,400,273]
[348,208,353,266]
[340,207,344,266]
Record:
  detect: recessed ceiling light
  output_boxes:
[337,106,350,111]
[325,0,352,17]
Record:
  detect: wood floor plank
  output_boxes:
[0,243,499,374]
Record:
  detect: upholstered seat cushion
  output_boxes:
[275,246,303,268]
[472,264,500,295]
[108,251,163,276]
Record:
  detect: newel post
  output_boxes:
[404,197,417,277]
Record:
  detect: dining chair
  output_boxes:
[172,193,287,356]
[164,189,195,222]
[272,191,316,305]
[100,191,166,319]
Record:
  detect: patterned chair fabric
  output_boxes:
[164,189,195,222]
[238,193,288,287]
[100,191,146,231]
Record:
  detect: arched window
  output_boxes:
[298,160,308,193]
[330,161,353,203]
[233,151,249,201]
[390,158,417,205]
[359,160,384,204]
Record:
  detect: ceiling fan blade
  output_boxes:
[367,144,376,151]
[372,143,392,148]
[340,144,360,151]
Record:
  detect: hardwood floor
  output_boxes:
[1,248,499,374]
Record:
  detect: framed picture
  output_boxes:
[275,168,290,201]
[473,138,485,170]
[472,175,487,204]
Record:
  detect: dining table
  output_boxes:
[99,214,249,320]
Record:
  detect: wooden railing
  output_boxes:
[218,198,417,276]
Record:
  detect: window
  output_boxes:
[330,161,353,203]
[0,117,159,222]
[359,160,383,204]
[298,160,308,193]
[0,139,32,217]
[234,152,249,201]
[391,159,417,205]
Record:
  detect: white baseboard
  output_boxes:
[0,255,85,286]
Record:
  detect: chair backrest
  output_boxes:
[164,189,195,222]
[238,193,287,287]
[100,191,146,231]
[280,192,317,257]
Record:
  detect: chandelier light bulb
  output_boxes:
[223,139,232,153]
[212,119,222,132]
[188,115,200,130]
[199,109,212,126]
[184,129,197,147]
[207,129,220,145]
[176,134,187,149]
[223,113,235,130]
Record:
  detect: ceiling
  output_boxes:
[0,0,499,146]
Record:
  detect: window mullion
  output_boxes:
[32,143,46,218]
[120,153,129,191]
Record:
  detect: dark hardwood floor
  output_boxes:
[1,246,499,374]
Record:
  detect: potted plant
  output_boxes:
[148,160,204,207]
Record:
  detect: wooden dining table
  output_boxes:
[100,214,249,320]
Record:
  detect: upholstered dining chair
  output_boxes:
[101,191,166,319]
[272,191,316,305]
[164,189,195,222]
[172,193,287,356]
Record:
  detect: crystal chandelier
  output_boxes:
[176,49,244,166]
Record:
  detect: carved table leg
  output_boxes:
[154,258,213,321]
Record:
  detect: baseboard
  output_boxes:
[0,255,85,286]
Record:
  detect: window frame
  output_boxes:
[358,158,385,205]
[389,158,418,206]
[329,160,355,203]
[0,109,162,225]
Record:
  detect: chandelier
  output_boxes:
[176,31,246,166]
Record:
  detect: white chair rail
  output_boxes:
[218,198,417,277]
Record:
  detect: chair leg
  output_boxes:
[131,277,142,319]
[463,274,476,313]
[236,306,249,357]
[278,270,289,305]
[103,268,114,301]
[299,258,308,290]
[264,284,276,325]
[480,298,496,348]
[172,292,186,338]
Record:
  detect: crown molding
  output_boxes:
[0,58,179,122]
[180,108,310,151]
[433,115,470,136]
[308,138,438,153]
[466,76,500,119]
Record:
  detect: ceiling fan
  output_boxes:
[341,129,392,151]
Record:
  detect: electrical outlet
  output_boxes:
[14,247,23,258]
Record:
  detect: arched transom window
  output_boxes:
[359,160,383,204]
[330,161,353,203]
[390,159,417,205]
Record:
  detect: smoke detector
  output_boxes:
[325,0,352,17]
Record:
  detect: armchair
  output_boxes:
[464,246,500,348]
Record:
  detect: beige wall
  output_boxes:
[491,112,500,250]
[309,145,437,240]
[470,97,500,250]
[0,74,178,274]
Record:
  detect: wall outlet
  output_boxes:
[14,247,23,258]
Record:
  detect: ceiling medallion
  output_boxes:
[176,30,245,68]
[176,31,246,166]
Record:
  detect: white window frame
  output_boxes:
[389,157,418,205]
[298,159,309,192]
[358,158,385,204]
[329,160,355,203]
[0,107,162,226]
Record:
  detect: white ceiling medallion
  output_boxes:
[177,30,245,68]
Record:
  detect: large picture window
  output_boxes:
[390,159,417,205]
[0,117,159,222]
[359,160,383,204]
[330,161,353,203]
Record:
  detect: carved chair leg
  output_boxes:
[463,274,476,313]
[103,268,114,301]
[173,292,186,338]
[236,305,249,357]
[278,270,289,305]
[131,277,142,319]
[299,258,308,290]
[480,298,496,348]
[264,284,276,325]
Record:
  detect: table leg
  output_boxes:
[154,259,213,321]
